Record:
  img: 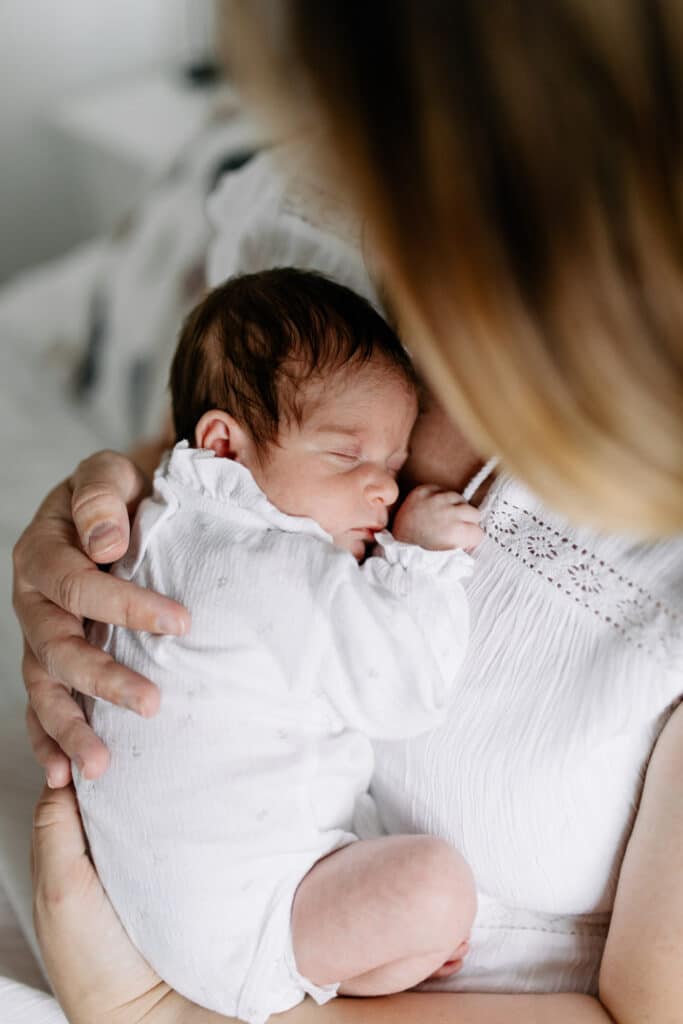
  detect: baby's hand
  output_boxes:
[392,485,484,551]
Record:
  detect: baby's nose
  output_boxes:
[367,469,399,507]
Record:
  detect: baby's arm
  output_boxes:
[291,493,482,994]
[319,527,474,740]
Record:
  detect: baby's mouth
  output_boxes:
[352,527,379,541]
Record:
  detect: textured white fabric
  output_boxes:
[206,147,381,310]
[0,978,66,1024]
[373,473,683,996]
[0,883,47,996]
[75,443,473,1023]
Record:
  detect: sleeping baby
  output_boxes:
[75,268,483,1023]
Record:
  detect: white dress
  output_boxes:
[372,471,683,996]
[75,443,473,1024]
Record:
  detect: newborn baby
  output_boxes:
[75,269,482,1023]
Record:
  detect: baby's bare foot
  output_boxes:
[427,939,470,979]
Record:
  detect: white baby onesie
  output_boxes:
[75,443,473,1024]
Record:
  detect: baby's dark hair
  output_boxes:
[170,267,418,446]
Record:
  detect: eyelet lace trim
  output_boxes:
[484,496,682,664]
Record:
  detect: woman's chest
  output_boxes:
[373,477,683,916]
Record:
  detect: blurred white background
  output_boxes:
[0,0,218,282]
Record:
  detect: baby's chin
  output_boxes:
[334,532,369,562]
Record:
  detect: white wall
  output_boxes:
[0,0,214,283]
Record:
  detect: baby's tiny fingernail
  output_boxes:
[87,523,122,558]
[46,772,56,789]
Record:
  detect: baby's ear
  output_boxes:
[194,410,254,463]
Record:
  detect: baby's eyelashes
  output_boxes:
[328,451,361,465]
[325,450,407,478]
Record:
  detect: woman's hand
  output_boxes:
[13,450,190,788]
[32,782,182,1024]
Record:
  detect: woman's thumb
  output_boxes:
[32,785,88,903]
[70,451,146,562]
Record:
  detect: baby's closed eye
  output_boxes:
[329,450,361,462]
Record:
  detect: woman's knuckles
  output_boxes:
[72,480,124,522]
[32,636,71,683]
[11,529,34,599]
[73,449,144,503]
[89,662,128,704]
[55,566,98,617]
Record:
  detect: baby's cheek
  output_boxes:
[389,489,410,528]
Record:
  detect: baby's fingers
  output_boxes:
[450,521,485,551]
[452,502,481,524]
[437,493,481,522]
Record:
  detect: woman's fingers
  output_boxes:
[32,783,167,1024]
[24,547,188,635]
[22,599,160,780]
[13,463,189,635]
[70,450,147,562]
[28,604,161,713]
[23,646,112,782]
[25,701,72,789]
[15,502,189,635]
[31,783,90,904]
[12,462,188,781]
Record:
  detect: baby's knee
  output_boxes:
[408,836,477,947]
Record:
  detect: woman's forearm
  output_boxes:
[162,991,614,1024]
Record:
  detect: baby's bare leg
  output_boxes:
[291,834,476,996]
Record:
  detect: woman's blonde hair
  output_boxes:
[223,1,683,536]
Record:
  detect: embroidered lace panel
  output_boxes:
[485,495,681,664]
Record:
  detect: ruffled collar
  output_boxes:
[157,441,333,543]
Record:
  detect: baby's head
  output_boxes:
[171,269,419,559]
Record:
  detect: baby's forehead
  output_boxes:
[306,354,415,401]
[299,363,418,436]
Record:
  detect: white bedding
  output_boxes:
[0,883,66,1024]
